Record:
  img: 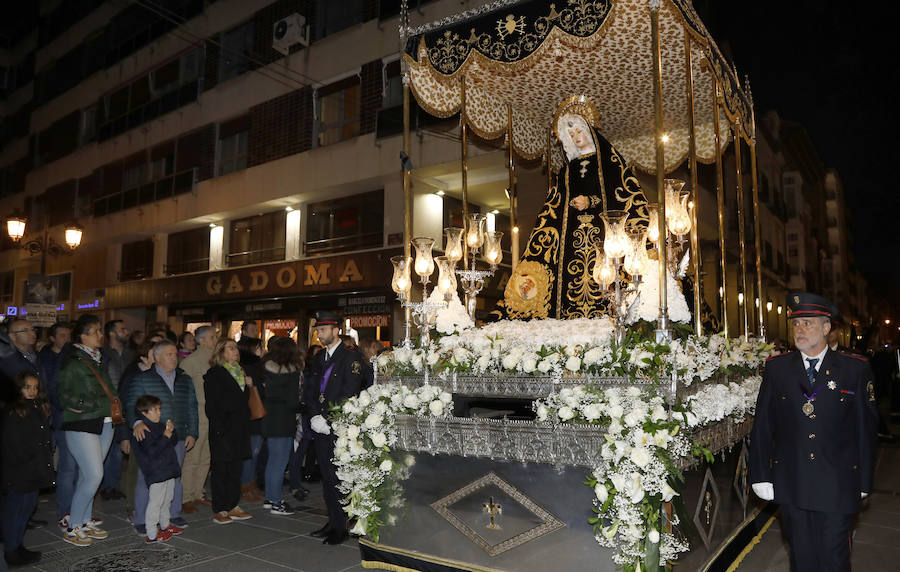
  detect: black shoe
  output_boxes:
[16,546,40,564]
[4,550,27,566]
[323,530,349,545]
[310,523,332,538]
[292,487,309,502]
[26,518,47,530]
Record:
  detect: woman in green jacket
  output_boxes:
[57,315,114,547]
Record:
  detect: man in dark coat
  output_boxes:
[750,293,879,571]
[0,319,45,406]
[304,311,363,545]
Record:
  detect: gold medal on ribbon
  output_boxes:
[319,393,325,404]
[802,401,814,416]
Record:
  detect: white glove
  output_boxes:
[861,492,869,499]
[310,415,331,435]
[752,482,774,501]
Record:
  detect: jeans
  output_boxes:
[240,434,264,485]
[145,479,175,539]
[2,492,37,550]
[264,437,292,502]
[66,422,113,529]
[54,430,79,519]
[100,441,123,490]
[134,441,186,526]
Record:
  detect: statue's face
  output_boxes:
[567,123,590,150]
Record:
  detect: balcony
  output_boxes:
[93,168,197,217]
[118,267,153,282]
[164,257,210,276]
[226,246,286,267]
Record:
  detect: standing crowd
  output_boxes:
[0,312,379,566]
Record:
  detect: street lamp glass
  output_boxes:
[6,217,26,242]
[64,225,83,249]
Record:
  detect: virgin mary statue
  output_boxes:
[492,95,649,320]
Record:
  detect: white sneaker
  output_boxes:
[83,521,109,539]
[270,502,295,516]
[63,526,93,547]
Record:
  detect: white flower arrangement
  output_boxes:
[376,320,772,385]
[330,383,452,540]
[533,375,762,570]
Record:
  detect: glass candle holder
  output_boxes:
[646,203,660,244]
[483,230,503,268]
[592,244,617,290]
[435,256,457,299]
[390,255,412,300]
[444,227,464,263]
[598,210,630,260]
[411,236,436,279]
[466,213,486,252]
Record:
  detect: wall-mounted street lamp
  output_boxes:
[5,212,83,275]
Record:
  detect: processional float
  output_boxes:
[353,2,772,571]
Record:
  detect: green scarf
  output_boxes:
[223,362,246,389]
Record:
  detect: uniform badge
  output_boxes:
[351,361,361,375]
[827,381,837,390]
[793,295,800,304]
[867,381,875,402]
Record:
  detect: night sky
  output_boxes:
[699,1,900,309]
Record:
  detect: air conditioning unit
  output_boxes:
[273,13,309,55]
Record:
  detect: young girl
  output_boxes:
[2,372,54,566]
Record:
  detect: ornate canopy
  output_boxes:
[403,0,753,174]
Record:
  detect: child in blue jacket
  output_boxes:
[131,395,183,542]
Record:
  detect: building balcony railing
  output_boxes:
[164,257,210,276]
[93,168,197,217]
[306,232,383,256]
[226,246,286,267]
[98,80,200,142]
[118,267,153,282]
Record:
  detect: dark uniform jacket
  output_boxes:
[749,349,879,514]
[131,412,181,485]
[203,365,251,462]
[302,344,363,421]
[2,401,54,493]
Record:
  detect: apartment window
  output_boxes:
[228,211,287,267]
[306,190,383,255]
[383,60,402,108]
[316,0,364,38]
[123,161,147,190]
[80,104,98,144]
[166,227,210,275]
[317,77,360,146]
[789,247,798,258]
[0,271,13,305]
[219,21,254,83]
[218,115,249,176]
[119,239,154,281]
[787,232,798,242]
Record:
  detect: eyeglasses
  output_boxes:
[11,327,37,334]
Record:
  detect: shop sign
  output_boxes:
[76,298,104,310]
[24,304,58,327]
[265,319,297,330]
[348,314,390,328]
[205,259,365,297]
[338,295,389,315]
[246,303,282,312]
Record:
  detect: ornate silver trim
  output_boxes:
[379,373,650,398]
[430,471,565,556]
[407,0,524,37]
[394,415,752,469]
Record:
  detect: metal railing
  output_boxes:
[305,232,382,256]
[164,257,210,276]
[225,246,286,267]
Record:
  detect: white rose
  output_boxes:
[584,347,603,365]
[627,473,645,503]
[377,353,392,367]
[347,425,360,440]
[623,410,643,428]
[429,400,444,416]
[648,529,660,543]
[357,393,371,408]
[609,404,624,419]
[339,451,352,464]
[379,459,393,472]
[501,353,520,370]
[558,406,575,421]
[565,356,582,372]
[609,473,626,492]
[476,354,492,371]
[536,404,548,422]
[651,404,667,422]
[629,447,651,468]
[439,391,452,404]
[403,394,420,409]
[608,419,623,435]
[364,413,382,429]
[411,353,424,370]
[627,386,642,398]
[426,350,440,366]
[370,432,387,448]
[583,404,602,422]
[538,359,553,373]
[522,358,537,373]
[683,411,699,427]
[594,483,608,503]
[335,436,348,451]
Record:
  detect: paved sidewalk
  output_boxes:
[5,481,365,572]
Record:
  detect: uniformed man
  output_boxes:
[749,293,878,571]
[304,311,364,545]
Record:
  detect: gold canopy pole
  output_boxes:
[650,2,670,341]
[734,121,750,337]
[400,1,412,344]
[506,103,518,271]
[460,76,470,268]
[750,126,765,338]
[712,78,728,337]
[684,31,701,337]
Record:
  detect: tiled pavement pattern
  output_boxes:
[5,480,366,572]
